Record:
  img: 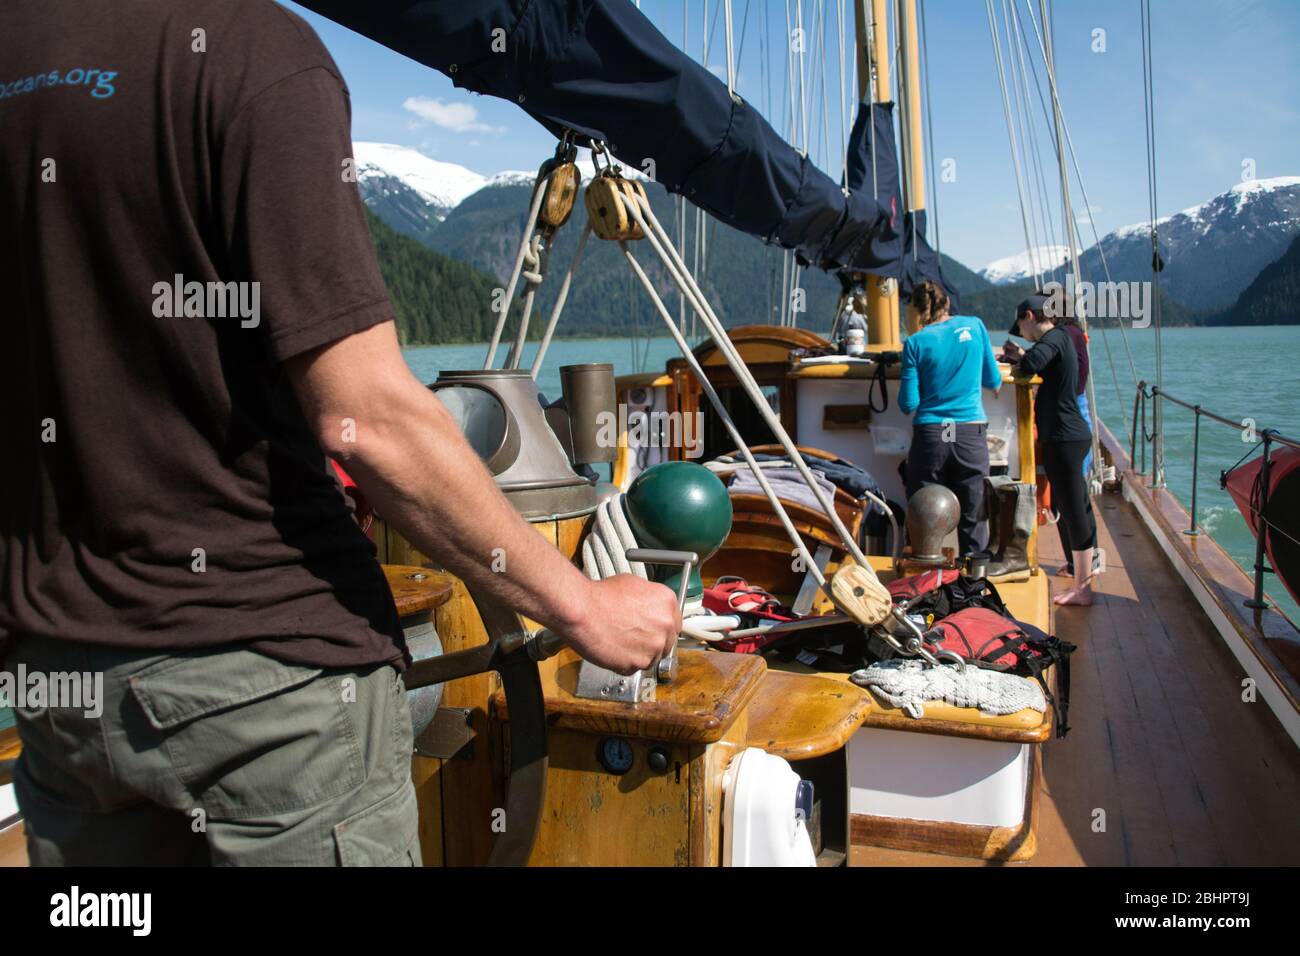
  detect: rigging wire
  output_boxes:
[1014,0,1137,434]
[1007,0,1058,281]
[867,0,880,209]
[724,0,736,95]
[694,0,710,342]
[1010,1,1060,279]
[985,0,1039,288]
[1008,0,1063,284]
[758,0,777,324]
[678,0,690,342]
[798,0,810,158]
[1140,0,1164,486]
[812,0,832,176]
[1034,0,1104,485]
[917,0,941,257]
[835,0,848,189]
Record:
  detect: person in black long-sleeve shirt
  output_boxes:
[1005,295,1098,606]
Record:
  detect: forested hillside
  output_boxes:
[364,208,519,345]
[1211,233,1300,326]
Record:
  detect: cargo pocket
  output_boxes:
[333,780,421,866]
[128,648,365,818]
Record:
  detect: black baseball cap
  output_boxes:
[1010,292,1050,338]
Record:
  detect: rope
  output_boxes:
[581,492,648,581]
[852,659,1046,719]
[529,222,593,378]
[483,177,546,368]
[724,0,736,96]
[504,232,546,368]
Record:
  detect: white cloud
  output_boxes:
[1074,204,1103,229]
[402,96,502,135]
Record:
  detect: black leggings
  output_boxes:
[1043,439,1097,553]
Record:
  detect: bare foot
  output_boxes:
[1055,564,1074,578]
[1053,584,1093,606]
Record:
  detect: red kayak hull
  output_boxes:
[1224,447,1300,606]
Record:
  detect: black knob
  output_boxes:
[647,747,670,773]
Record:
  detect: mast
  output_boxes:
[897,0,927,334]
[857,0,900,350]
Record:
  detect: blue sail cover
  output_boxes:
[296,0,889,272]
[845,100,902,274]
[843,98,957,307]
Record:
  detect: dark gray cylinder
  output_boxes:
[560,363,617,465]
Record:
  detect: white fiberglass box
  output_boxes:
[848,725,1030,829]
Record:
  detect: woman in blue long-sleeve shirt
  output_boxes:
[899,281,1003,555]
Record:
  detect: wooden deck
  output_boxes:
[852,490,1300,866]
[0,824,24,868]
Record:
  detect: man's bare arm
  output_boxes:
[285,321,680,674]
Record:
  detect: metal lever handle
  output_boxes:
[527,628,567,661]
[625,547,698,683]
[625,548,698,609]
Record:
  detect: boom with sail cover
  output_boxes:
[296,0,889,273]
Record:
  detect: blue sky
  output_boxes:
[285,0,1300,270]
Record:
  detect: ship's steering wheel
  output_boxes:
[402,588,564,866]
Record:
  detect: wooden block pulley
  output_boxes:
[540,161,581,230]
[584,172,647,241]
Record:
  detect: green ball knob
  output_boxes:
[623,462,733,597]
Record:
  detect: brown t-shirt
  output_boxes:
[0,0,406,668]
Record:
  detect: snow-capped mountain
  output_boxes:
[978,178,1300,311]
[354,142,490,215]
[1079,176,1300,311]
[486,170,537,188]
[979,245,1080,286]
[352,143,533,247]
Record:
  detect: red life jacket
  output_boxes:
[923,607,1076,737]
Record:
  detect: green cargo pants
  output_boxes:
[4,635,418,866]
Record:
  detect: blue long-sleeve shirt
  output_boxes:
[898,314,1002,425]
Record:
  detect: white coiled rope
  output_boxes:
[580,492,647,581]
[580,491,738,643]
[851,659,1045,720]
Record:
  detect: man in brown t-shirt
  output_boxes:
[0,0,678,865]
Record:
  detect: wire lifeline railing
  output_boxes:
[1130,382,1300,611]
